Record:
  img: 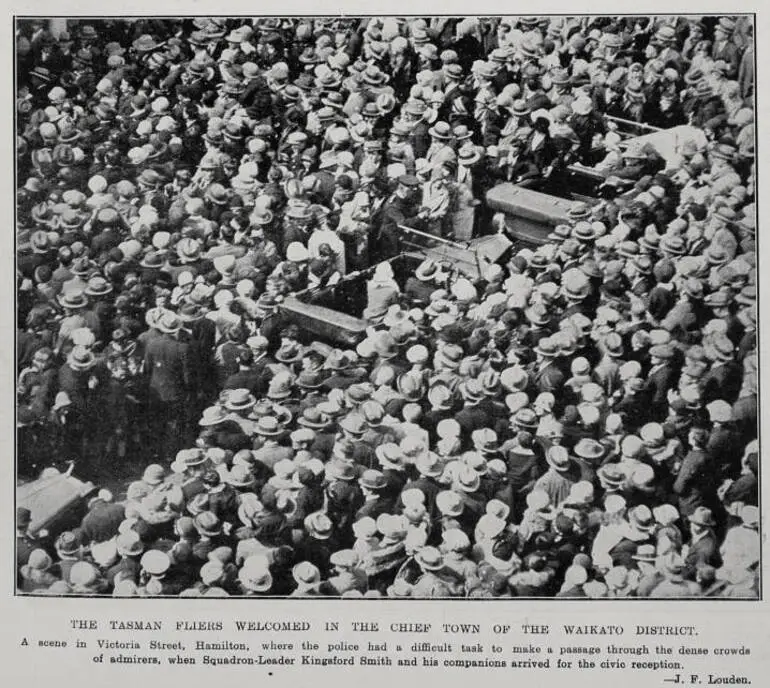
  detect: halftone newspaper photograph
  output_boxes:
[14,13,759,600]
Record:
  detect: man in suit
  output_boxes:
[711,18,741,78]
[644,343,678,419]
[528,337,565,396]
[454,380,490,439]
[372,174,423,263]
[673,428,716,518]
[398,453,444,517]
[355,470,395,521]
[224,348,268,395]
[700,336,742,404]
[143,311,194,459]
[683,507,721,579]
[16,508,39,569]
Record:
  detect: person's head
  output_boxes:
[532,116,550,134]
[396,177,418,199]
[688,427,709,449]
[32,347,53,372]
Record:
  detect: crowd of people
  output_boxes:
[16,16,758,598]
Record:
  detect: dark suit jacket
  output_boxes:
[530,362,565,395]
[684,530,721,578]
[144,333,193,403]
[646,285,677,322]
[700,362,742,405]
[355,496,396,522]
[644,363,677,417]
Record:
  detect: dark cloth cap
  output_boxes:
[397,174,420,188]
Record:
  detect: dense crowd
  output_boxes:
[16,16,758,597]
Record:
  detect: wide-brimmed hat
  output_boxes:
[359,469,387,491]
[327,459,357,482]
[628,505,656,533]
[372,332,399,359]
[292,561,321,587]
[339,412,367,436]
[238,559,273,593]
[194,511,222,538]
[572,221,598,243]
[458,144,481,166]
[224,388,257,412]
[459,379,485,405]
[84,276,113,297]
[264,371,292,401]
[223,463,254,489]
[567,201,592,220]
[198,406,229,427]
[598,464,625,489]
[415,546,444,571]
[524,302,551,326]
[57,289,88,310]
[275,342,304,364]
[426,381,453,411]
[436,490,463,517]
[546,446,571,472]
[374,443,404,469]
[253,416,284,437]
[295,370,325,390]
[534,337,560,358]
[132,34,158,53]
[361,65,388,86]
[659,234,686,256]
[428,121,452,140]
[454,465,481,493]
[304,511,333,539]
[573,438,605,463]
[297,407,331,429]
[176,237,201,263]
[416,452,443,478]
[116,531,144,557]
[156,312,181,335]
[67,345,96,371]
[141,464,165,486]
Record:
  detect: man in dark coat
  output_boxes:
[143,312,194,458]
[372,175,423,263]
[683,507,721,578]
[80,493,126,545]
[643,344,678,419]
[700,338,742,404]
[673,428,716,518]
